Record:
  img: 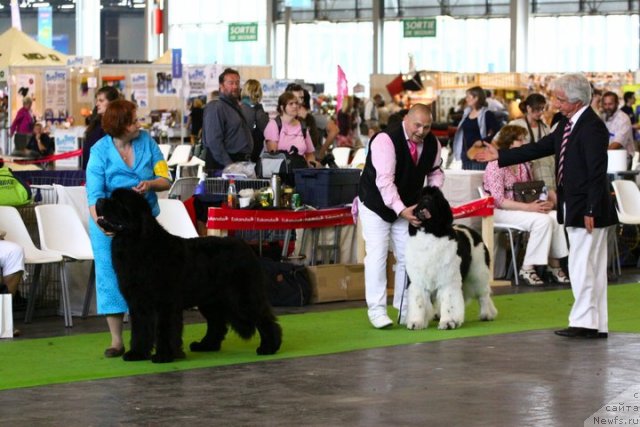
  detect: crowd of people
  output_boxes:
[0,70,632,352]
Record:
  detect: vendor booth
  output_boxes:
[0,27,70,156]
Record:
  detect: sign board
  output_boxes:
[403,18,436,38]
[172,48,182,79]
[228,22,258,42]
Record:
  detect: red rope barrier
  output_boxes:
[12,149,83,164]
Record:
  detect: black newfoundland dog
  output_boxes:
[96,188,282,363]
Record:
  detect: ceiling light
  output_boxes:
[32,2,51,7]
[132,3,145,8]
[59,4,74,9]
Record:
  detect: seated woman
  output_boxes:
[26,122,55,157]
[482,125,570,286]
[263,91,318,167]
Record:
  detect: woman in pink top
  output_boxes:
[263,91,317,166]
[10,96,35,137]
[483,125,569,286]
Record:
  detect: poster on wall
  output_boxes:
[54,128,82,169]
[44,70,67,124]
[130,73,149,108]
[155,71,176,96]
[261,79,293,115]
[15,74,36,106]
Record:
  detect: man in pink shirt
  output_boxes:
[357,103,444,328]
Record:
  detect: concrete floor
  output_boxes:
[2,274,639,426]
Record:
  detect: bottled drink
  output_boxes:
[271,174,282,208]
[227,179,237,208]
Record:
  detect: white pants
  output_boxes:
[0,240,25,277]
[494,209,569,266]
[358,201,409,318]
[566,226,608,333]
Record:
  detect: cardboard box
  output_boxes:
[307,264,348,303]
[345,264,365,301]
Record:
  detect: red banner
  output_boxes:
[207,207,354,231]
[451,197,494,219]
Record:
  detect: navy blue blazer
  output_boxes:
[497,106,617,228]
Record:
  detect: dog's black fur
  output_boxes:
[96,188,282,363]
[409,186,490,277]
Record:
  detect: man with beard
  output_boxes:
[202,68,254,170]
[602,91,634,169]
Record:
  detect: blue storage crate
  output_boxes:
[294,168,361,208]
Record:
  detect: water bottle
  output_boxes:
[227,179,237,208]
[539,185,548,201]
[194,171,207,196]
[271,174,282,208]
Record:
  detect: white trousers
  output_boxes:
[0,240,25,277]
[358,201,409,317]
[493,209,569,266]
[566,226,608,332]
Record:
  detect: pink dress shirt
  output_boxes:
[370,124,444,215]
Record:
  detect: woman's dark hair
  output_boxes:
[277,91,298,115]
[467,86,487,108]
[494,125,528,150]
[519,93,546,114]
[85,86,121,138]
[102,100,137,138]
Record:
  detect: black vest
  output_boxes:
[358,126,439,223]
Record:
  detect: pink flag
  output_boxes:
[336,65,348,112]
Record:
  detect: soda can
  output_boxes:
[291,193,301,209]
[259,192,271,208]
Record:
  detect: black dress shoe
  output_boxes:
[554,327,600,338]
[598,332,608,339]
[104,346,125,358]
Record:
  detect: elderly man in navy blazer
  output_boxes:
[475,73,617,339]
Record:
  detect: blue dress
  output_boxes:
[86,130,171,314]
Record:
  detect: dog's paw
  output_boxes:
[406,319,426,330]
[190,340,221,352]
[256,343,279,355]
[174,348,187,359]
[122,350,151,362]
[151,353,175,364]
[437,319,462,330]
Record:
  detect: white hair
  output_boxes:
[549,73,592,105]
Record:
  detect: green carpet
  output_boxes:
[1,283,638,391]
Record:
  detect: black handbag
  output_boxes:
[259,258,312,307]
[512,180,546,203]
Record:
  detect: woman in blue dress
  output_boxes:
[86,100,171,358]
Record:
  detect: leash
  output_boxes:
[397,271,410,324]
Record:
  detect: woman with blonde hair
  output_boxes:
[482,124,569,286]
[240,79,269,162]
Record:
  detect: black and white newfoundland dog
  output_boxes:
[96,188,282,363]
[405,186,498,330]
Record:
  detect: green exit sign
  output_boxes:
[403,18,437,38]
[228,22,258,42]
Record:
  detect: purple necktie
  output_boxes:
[557,121,572,185]
[409,140,418,165]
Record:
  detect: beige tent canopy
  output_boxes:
[153,50,172,65]
[0,27,69,67]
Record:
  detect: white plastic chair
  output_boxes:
[0,206,65,325]
[166,144,193,168]
[611,179,640,272]
[477,187,528,285]
[175,156,205,180]
[35,204,95,327]
[349,148,366,168]
[157,199,199,238]
[158,143,172,161]
[332,147,351,168]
